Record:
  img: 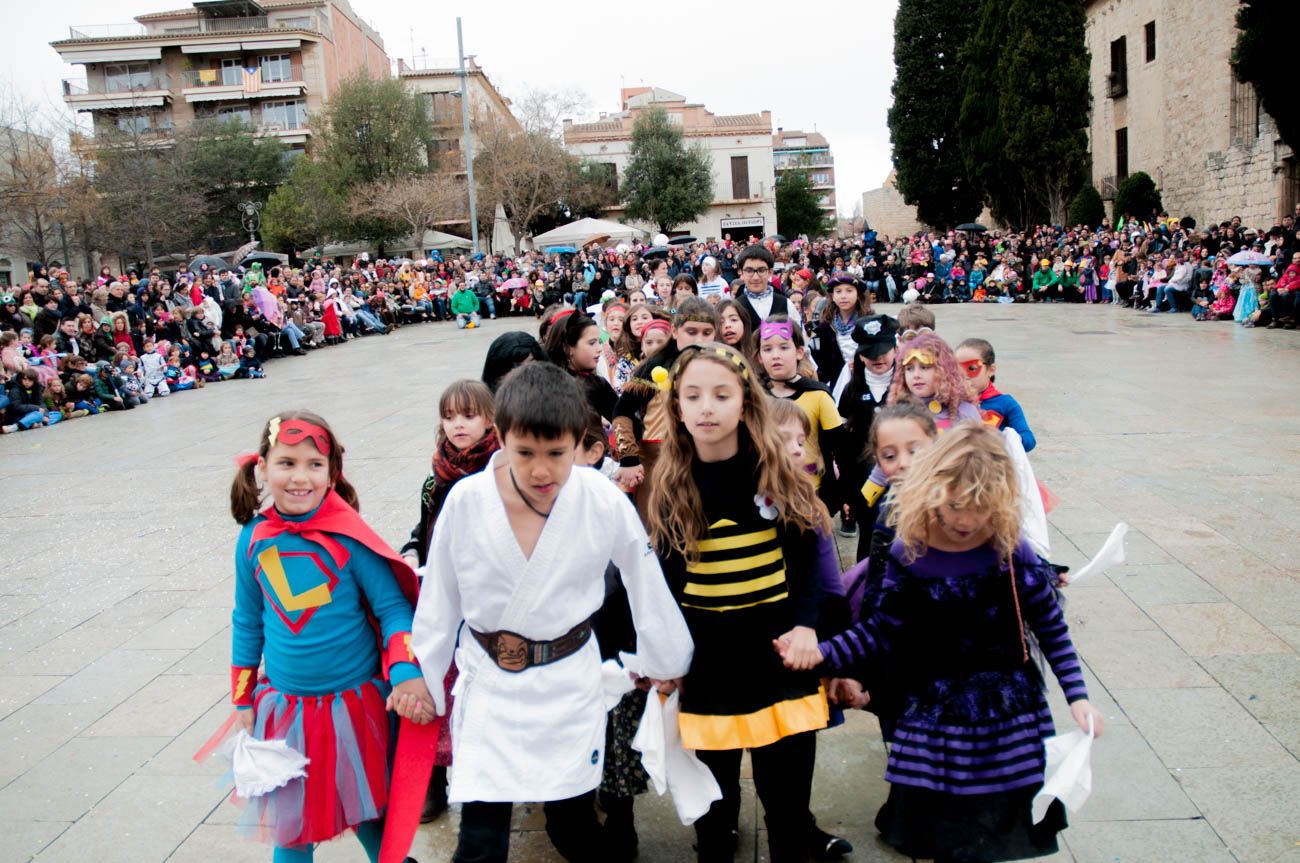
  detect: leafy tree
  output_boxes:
[0,122,65,270]
[172,118,288,249]
[262,156,349,253]
[997,0,1091,224]
[620,107,714,233]
[887,0,984,229]
[957,0,1044,228]
[1232,0,1300,154]
[314,73,436,186]
[1114,172,1163,223]
[776,169,831,238]
[90,126,203,266]
[1067,183,1106,226]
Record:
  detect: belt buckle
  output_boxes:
[494,631,529,672]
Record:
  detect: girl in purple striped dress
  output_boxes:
[778,423,1103,862]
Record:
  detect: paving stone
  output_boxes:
[1176,763,1300,863]
[1070,628,1216,690]
[1064,818,1234,862]
[0,675,63,721]
[119,606,231,651]
[1199,653,1300,758]
[1147,602,1291,657]
[31,773,227,863]
[83,673,226,739]
[0,701,112,788]
[0,735,168,821]
[1060,580,1158,631]
[1113,686,1293,769]
[1109,562,1227,609]
[1066,724,1200,822]
[32,648,187,707]
[0,820,70,863]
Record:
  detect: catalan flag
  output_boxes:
[242,66,262,94]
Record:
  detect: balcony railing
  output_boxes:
[1107,72,1128,98]
[181,64,304,88]
[68,14,326,40]
[64,74,171,97]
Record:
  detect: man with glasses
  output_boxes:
[734,244,791,326]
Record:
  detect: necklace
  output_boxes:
[509,468,552,519]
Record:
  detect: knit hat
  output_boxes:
[100,315,112,325]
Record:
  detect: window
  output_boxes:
[731,155,750,199]
[260,54,292,82]
[218,104,253,125]
[104,62,154,93]
[221,58,242,86]
[116,113,153,133]
[810,172,831,186]
[1230,77,1260,145]
[601,162,618,193]
[1115,127,1129,180]
[1108,37,1127,97]
[1144,21,1156,62]
[261,100,305,129]
[427,91,459,124]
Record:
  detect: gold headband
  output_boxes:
[673,344,751,386]
[902,348,937,367]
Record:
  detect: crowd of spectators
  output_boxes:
[4,206,1296,434]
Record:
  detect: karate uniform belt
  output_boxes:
[470,617,593,672]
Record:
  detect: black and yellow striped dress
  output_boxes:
[662,450,829,751]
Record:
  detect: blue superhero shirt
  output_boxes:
[978,384,1036,452]
[232,501,419,697]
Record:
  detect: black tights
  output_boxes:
[694,731,817,863]
[453,790,602,863]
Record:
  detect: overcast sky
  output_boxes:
[4,0,900,216]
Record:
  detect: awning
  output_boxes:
[181,42,243,54]
[61,46,163,64]
[69,94,167,110]
[243,38,300,50]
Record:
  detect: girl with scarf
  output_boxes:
[811,275,875,405]
[400,379,499,824]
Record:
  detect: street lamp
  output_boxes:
[239,200,263,243]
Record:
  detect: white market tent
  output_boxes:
[319,230,473,261]
[530,217,647,249]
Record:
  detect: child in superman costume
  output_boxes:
[219,412,437,863]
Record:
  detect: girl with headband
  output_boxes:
[215,411,435,863]
[647,343,831,863]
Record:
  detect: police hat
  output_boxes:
[852,314,899,359]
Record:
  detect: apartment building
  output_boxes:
[397,55,521,174]
[772,128,836,221]
[51,0,389,152]
[563,87,777,241]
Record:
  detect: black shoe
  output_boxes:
[292,348,307,356]
[810,826,853,860]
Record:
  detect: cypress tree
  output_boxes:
[997,0,1092,225]
[887,0,984,230]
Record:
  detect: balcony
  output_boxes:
[774,152,833,169]
[180,64,306,103]
[66,13,328,40]
[62,74,172,111]
[1106,72,1128,99]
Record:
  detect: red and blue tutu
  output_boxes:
[240,675,392,847]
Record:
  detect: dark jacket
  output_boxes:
[735,289,791,328]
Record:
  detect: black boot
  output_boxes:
[420,765,448,823]
[599,791,638,862]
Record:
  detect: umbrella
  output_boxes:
[239,252,284,270]
[641,245,671,259]
[188,254,230,273]
[583,234,612,247]
[763,234,787,243]
[668,236,697,245]
[956,222,988,233]
[1225,250,1273,267]
[500,277,529,291]
[231,240,260,264]
[543,245,578,254]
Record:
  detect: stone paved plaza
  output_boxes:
[1,303,1297,863]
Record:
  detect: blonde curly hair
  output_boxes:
[888,422,1021,564]
[647,344,829,562]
